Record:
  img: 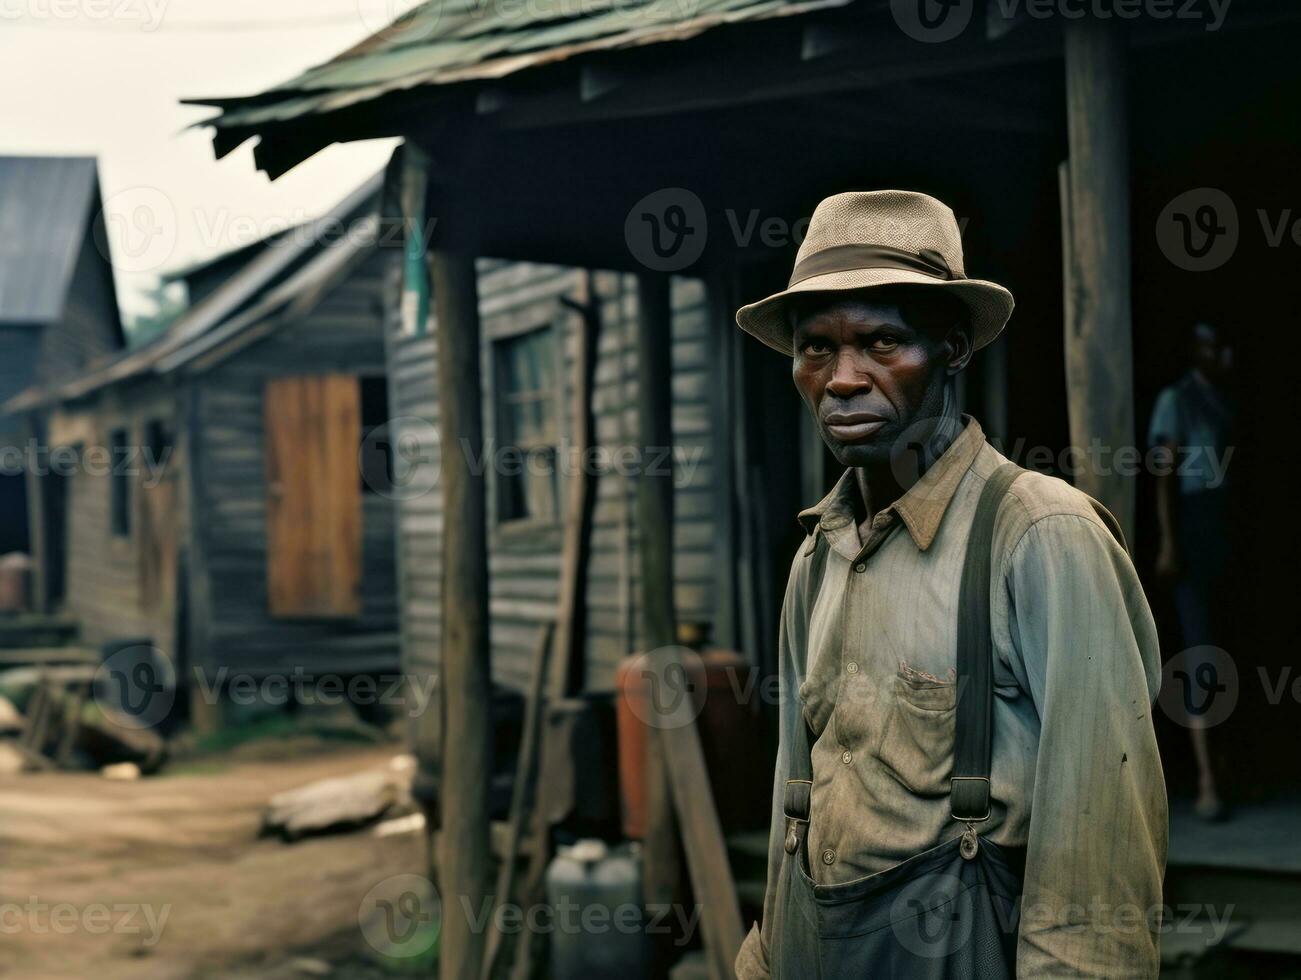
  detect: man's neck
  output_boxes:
[855,391,964,518]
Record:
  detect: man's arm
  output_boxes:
[735,545,811,980]
[1004,513,1168,978]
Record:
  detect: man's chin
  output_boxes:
[826,437,891,468]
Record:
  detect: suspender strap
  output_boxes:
[951,461,1022,822]
[781,529,828,849]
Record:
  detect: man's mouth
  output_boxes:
[823,412,888,442]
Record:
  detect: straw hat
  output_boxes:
[736,190,1014,355]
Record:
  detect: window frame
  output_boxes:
[489,319,565,534]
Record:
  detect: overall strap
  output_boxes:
[781,529,829,853]
[950,461,1023,823]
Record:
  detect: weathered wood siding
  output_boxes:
[385,260,716,695]
[188,247,400,678]
[56,380,184,657]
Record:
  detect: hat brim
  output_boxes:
[735,268,1014,356]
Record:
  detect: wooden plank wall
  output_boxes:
[189,247,400,677]
[385,259,716,697]
[57,380,184,657]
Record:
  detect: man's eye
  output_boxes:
[871,336,900,352]
[802,340,832,355]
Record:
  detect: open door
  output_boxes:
[263,375,362,618]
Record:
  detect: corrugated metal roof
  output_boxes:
[0,156,101,325]
[1,169,386,413]
[189,0,848,132]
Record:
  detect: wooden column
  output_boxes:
[636,274,744,980]
[1063,16,1135,541]
[635,273,681,928]
[21,415,48,613]
[635,273,676,650]
[433,250,492,980]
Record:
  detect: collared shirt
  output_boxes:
[736,416,1168,979]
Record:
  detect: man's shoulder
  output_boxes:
[972,448,1121,553]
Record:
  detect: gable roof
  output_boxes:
[1,169,386,414]
[0,156,105,325]
[187,0,848,172]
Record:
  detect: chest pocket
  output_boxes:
[876,666,957,798]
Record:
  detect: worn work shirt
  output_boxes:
[736,417,1168,979]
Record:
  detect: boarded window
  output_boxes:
[493,326,560,524]
[109,428,130,538]
[264,375,362,618]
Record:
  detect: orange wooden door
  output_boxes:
[263,375,362,618]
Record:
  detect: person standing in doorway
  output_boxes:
[1149,321,1236,821]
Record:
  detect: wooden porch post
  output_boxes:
[636,273,744,980]
[635,273,681,924]
[1063,16,1136,542]
[432,249,492,980]
[21,414,49,613]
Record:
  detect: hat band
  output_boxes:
[788,244,960,288]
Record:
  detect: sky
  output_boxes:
[0,0,410,319]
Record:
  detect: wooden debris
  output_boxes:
[262,764,415,842]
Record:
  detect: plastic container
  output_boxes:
[546,839,648,980]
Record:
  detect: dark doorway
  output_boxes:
[42,470,69,608]
[0,473,28,555]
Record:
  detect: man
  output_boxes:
[1149,321,1235,821]
[733,191,1167,978]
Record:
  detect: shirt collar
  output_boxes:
[797,415,986,551]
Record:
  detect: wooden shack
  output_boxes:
[0,156,125,564]
[2,172,402,716]
[383,254,716,695]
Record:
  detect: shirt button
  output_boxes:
[821,848,836,866]
[854,562,867,573]
[841,749,853,765]
[845,661,859,674]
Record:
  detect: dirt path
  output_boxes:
[0,743,426,979]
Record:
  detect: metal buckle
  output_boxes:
[949,775,991,823]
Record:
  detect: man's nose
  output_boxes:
[825,349,872,399]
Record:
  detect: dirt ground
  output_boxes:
[0,740,426,980]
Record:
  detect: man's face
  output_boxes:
[1192,323,1230,381]
[791,295,969,468]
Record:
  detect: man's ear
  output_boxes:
[945,324,974,375]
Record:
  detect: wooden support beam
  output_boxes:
[433,249,493,980]
[634,275,681,955]
[635,274,676,651]
[1063,16,1136,542]
[21,414,48,613]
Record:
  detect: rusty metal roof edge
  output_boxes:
[190,0,851,128]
